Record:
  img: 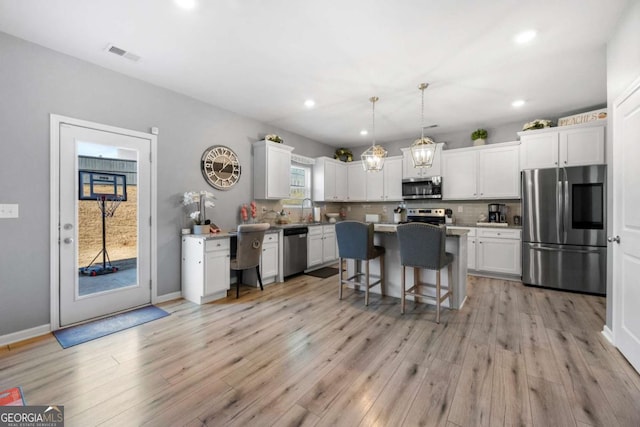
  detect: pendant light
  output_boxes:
[361,96,387,172]
[410,83,436,168]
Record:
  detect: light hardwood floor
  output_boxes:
[2,274,640,426]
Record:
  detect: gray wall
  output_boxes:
[605,0,640,328]
[0,32,334,336]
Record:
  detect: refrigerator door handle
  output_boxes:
[556,170,563,243]
[562,167,569,244]
[529,245,602,255]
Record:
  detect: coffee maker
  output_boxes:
[488,203,508,223]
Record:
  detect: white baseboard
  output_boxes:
[155,291,182,304]
[601,325,614,344]
[0,324,51,346]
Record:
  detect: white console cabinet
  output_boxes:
[182,236,230,304]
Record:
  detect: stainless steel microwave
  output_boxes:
[402,176,442,200]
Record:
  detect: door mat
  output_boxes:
[306,267,339,278]
[0,387,26,406]
[53,305,169,349]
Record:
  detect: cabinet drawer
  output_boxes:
[477,228,521,240]
[308,226,323,236]
[264,233,279,244]
[322,225,335,235]
[448,226,476,237]
[205,238,230,252]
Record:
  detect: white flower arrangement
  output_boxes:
[182,191,216,225]
[523,119,553,131]
[264,134,283,143]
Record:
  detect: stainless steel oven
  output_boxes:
[402,176,442,200]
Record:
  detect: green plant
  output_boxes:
[334,148,353,162]
[264,134,283,143]
[471,129,488,140]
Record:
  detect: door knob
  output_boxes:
[607,235,621,244]
[63,237,74,244]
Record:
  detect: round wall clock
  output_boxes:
[201,145,241,190]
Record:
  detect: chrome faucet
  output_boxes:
[300,198,313,223]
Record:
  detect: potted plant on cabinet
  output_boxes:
[471,128,488,146]
[182,191,217,234]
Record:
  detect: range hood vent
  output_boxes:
[106,44,141,62]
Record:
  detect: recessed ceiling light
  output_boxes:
[304,99,315,108]
[360,129,368,136]
[175,0,196,10]
[514,30,537,44]
[512,99,526,107]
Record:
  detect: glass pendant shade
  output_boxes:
[411,136,436,168]
[361,144,387,171]
[361,96,387,172]
[411,82,436,169]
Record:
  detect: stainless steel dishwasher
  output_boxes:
[283,226,308,277]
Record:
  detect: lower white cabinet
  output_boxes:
[182,236,230,304]
[446,227,521,276]
[447,226,476,270]
[307,225,337,268]
[260,233,279,284]
[476,228,522,275]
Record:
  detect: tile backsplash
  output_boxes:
[243,199,521,227]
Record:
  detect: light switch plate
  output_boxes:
[0,204,19,218]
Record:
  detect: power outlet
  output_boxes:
[0,204,19,219]
[347,206,351,212]
[457,205,464,213]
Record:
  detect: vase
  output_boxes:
[193,224,210,234]
[473,138,486,146]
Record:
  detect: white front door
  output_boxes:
[613,76,640,372]
[57,121,152,326]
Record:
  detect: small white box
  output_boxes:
[365,214,381,223]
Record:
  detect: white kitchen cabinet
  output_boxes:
[401,143,444,179]
[447,226,476,270]
[313,157,348,202]
[322,225,337,262]
[442,142,520,200]
[365,156,402,202]
[182,236,230,304]
[253,140,295,200]
[347,161,367,201]
[476,228,521,275]
[260,232,279,284]
[519,122,605,170]
[307,225,337,268]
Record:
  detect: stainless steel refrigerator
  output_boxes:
[522,165,606,295]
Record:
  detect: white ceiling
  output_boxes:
[0,0,628,147]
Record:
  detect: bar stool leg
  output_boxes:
[401,265,406,314]
[448,263,454,308]
[338,257,343,300]
[380,254,385,296]
[365,259,370,306]
[436,269,441,324]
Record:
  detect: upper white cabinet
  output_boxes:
[365,156,403,202]
[347,162,367,202]
[253,140,294,200]
[313,157,348,202]
[519,122,605,170]
[442,142,520,200]
[401,143,444,179]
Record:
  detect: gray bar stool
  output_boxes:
[335,221,385,306]
[231,223,270,298]
[396,222,453,323]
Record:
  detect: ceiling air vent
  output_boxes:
[106,44,141,62]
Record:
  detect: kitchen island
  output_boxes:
[345,224,469,309]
